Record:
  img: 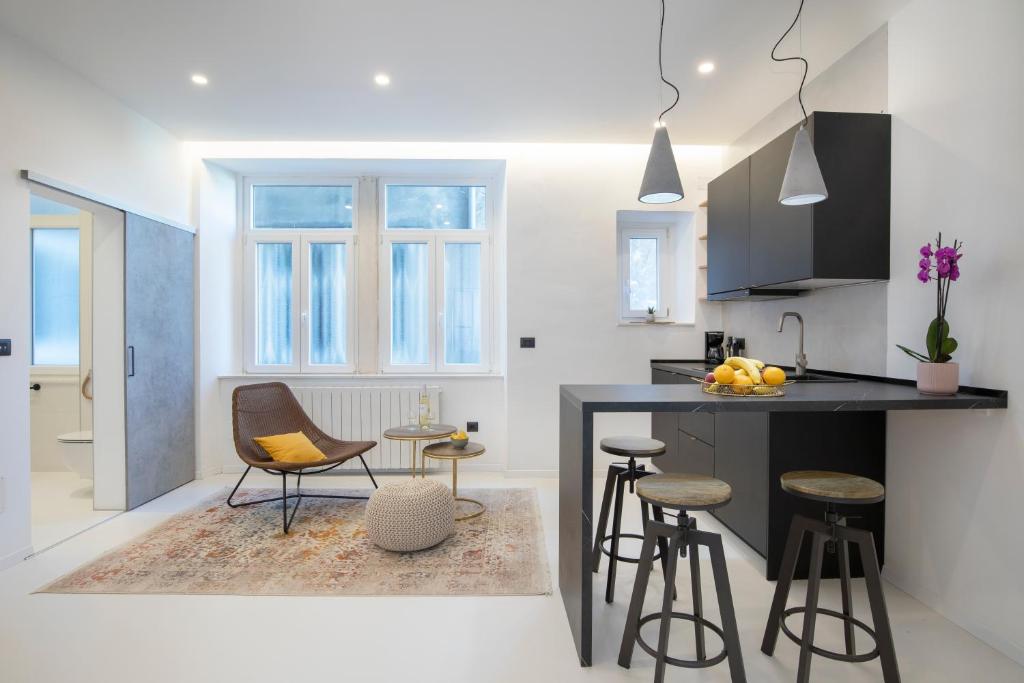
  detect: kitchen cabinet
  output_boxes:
[706,157,750,295]
[708,111,891,298]
[712,413,769,556]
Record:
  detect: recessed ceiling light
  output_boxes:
[191,73,209,86]
[697,61,715,75]
[374,73,391,86]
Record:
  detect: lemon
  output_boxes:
[762,366,786,385]
[713,364,735,384]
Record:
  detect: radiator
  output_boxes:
[290,385,443,471]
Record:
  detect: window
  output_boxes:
[245,178,357,373]
[32,228,80,365]
[380,180,491,373]
[616,211,696,324]
[243,175,494,374]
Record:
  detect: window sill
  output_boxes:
[617,320,696,327]
[218,372,505,381]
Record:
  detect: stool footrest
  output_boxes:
[780,606,879,663]
[635,611,728,669]
[598,533,662,564]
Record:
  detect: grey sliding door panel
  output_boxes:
[125,214,195,510]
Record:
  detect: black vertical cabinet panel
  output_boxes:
[767,411,887,581]
[558,394,591,664]
[811,113,891,280]
[651,369,680,472]
[707,158,750,294]
[712,413,769,556]
[749,127,814,286]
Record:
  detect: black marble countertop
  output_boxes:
[559,360,1008,413]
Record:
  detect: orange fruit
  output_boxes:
[713,364,735,384]
[732,375,754,394]
[762,366,786,386]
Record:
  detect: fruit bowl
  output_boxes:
[691,377,791,397]
[450,436,469,449]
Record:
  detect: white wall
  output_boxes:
[883,0,1024,664]
[187,142,724,475]
[720,26,890,374]
[0,28,190,566]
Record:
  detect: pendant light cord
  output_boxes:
[656,0,680,123]
[771,0,810,126]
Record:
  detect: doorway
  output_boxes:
[28,190,122,551]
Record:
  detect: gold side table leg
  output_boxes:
[451,460,485,521]
[409,440,417,478]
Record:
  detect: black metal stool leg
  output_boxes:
[706,531,747,683]
[837,536,857,656]
[852,528,902,683]
[618,522,665,668]
[653,532,682,683]
[762,515,812,655]
[651,506,677,601]
[592,465,617,572]
[797,532,826,683]
[606,471,627,603]
[689,520,706,661]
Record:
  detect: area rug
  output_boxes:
[39,487,551,597]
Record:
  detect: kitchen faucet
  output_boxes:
[778,312,807,377]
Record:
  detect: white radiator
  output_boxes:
[290,385,443,471]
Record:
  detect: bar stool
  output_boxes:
[618,473,746,683]
[761,470,900,683]
[592,436,670,603]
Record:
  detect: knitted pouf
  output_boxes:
[365,479,455,552]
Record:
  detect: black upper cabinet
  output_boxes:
[707,157,750,295]
[708,112,891,296]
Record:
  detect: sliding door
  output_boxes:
[124,214,195,509]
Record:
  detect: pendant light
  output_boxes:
[638,0,684,204]
[772,0,827,206]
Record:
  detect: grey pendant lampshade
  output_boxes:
[639,125,684,204]
[779,125,828,205]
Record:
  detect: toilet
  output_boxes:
[57,430,93,479]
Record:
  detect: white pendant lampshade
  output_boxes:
[779,124,827,205]
[639,125,684,204]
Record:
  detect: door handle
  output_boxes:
[127,346,135,377]
[29,383,41,391]
[81,369,93,400]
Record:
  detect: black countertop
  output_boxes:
[559,360,1007,413]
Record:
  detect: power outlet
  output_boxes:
[519,337,536,349]
[466,421,479,433]
[0,339,11,356]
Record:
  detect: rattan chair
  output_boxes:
[228,382,378,533]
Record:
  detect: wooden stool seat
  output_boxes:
[637,473,732,511]
[780,470,885,505]
[600,436,666,457]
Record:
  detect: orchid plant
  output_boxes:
[897,233,963,363]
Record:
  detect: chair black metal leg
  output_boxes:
[706,531,747,683]
[689,524,706,661]
[592,465,617,572]
[618,522,666,668]
[762,515,811,655]
[837,536,857,656]
[652,532,681,683]
[796,532,826,683]
[226,466,252,507]
[281,472,289,532]
[359,454,379,489]
[606,472,627,603]
[652,506,677,601]
[853,529,902,683]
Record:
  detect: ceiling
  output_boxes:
[0,0,907,144]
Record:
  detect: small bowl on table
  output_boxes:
[449,436,469,449]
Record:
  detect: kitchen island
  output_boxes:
[558,366,1006,666]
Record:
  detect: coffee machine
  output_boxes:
[704,331,725,365]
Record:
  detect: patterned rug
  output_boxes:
[39,487,551,597]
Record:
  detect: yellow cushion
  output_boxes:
[253,432,327,464]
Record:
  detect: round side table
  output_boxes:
[422,441,486,520]
[382,424,457,478]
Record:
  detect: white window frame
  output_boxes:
[618,224,672,320]
[378,177,493,374]
[243,176,359,374]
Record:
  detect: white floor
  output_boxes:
[30,471,120,552]
[3,470,1022,683]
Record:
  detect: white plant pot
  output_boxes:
[917,362,959,396]
[645,313,656,323]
